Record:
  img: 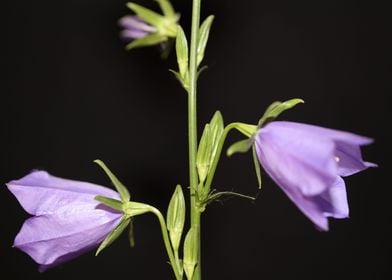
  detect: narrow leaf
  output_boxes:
[227,138,254,157]
[175,26,189,78]
[229,122,258,138]
[204,191,256,205]
[183,228,197,280]
[197,15,214,66]
[258,98,304,127]
[127,3,165,27]
[126,33,167,50]
[96,216,130,256]
[252,145,262,189]
[95,195,123,212]
[166,185,186,252]
[208,111,224,165]
[94,160,130,202]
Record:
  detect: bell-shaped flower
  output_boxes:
[7,171,123,271]
[255,121,376,231]
[119,16,157,41]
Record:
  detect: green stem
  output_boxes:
[188,0,202,279]
[149,206,182,280]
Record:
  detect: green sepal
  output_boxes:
[95,195,123,212]
[252,145,262,189]
[166,185,186,252]
[126,33,168,50]
[183,228,197,280]
[258,98,304,127]
[127,3,166,28]
[94,160,130,202]
[229,122,258,138]
[196,124,212,183]
[175,25,189,79]
[96,216,131,256]
[122,201,152,217]
[197,15,214,66]
[196,111,224,184]
[226,138,254,157]
[154,0,175,18]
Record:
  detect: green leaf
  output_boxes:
[169,69,189,91]
[126,33,167,50]
[197,15,214,66]
[226,138,254,157]
[96,216,130,256]
[258,98,304,127]
[183,228,197,280]
[166,185,186,252]
[154,0,176,18]
[95,195,123,212]
[196,124,212,183]
[175,26,189,79]
[94,160,130,202]
[127,2,165,27]
[252,145,262,189]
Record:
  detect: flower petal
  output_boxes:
[7,171,120,216]
[119,16,156,33]
[256,122,338,196]
[314,177,349,219]
[14,208,121,267]
[335,141,377,176]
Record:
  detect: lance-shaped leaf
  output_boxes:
[258,98,304,127]
[226,138,254,157]
[183,228,197,280]
[127,3,166,27]
[122,201,152,217]
[176,25,189,79]
[252,145,262,188]
[154,0,175,18]
[94,160,130,202]
[229,122,258,138]
[126,33,167,50]
[197,15,214,66]
[96,216,131,256]
[166,185,186,252]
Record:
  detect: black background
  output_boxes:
[1,0,390,279]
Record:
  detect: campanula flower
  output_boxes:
[255,121,376,230]
[7,171,122,271]
[119,16,157,40]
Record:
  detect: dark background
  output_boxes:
[1,0,390,279]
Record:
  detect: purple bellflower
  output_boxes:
[255,121,376,231]
[119,16,157,41]
[7,171,122,271]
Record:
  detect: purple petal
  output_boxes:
[120,29,149,40]
[14,210,121,267]
[314,177,349,219]
[7,171,119,216]
[118,16,156,33]
[256,122,338,196]
[335,141,377,176]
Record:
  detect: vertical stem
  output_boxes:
[189,0,202,279]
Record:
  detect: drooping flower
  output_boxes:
[119,2,179,50]
[254,121,376,231]
[7,171,123,271]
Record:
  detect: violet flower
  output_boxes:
[119,15,157,41]
[7,171,122,271]
[255,121,376,231]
